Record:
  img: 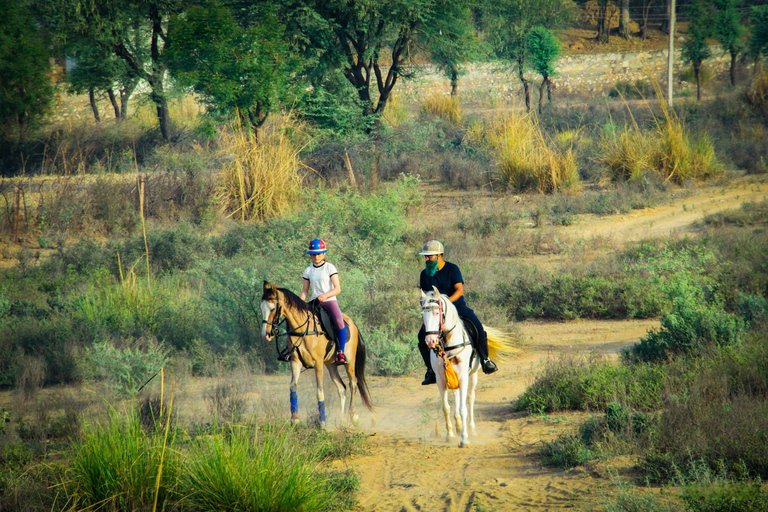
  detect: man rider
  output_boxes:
[418,240,498,385]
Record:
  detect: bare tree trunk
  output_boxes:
[730,52,737,86]
[107,88,121,119]
[517,58,531,112]
[618,0,631,39]
[661,0,671,33]
[538,79,546,113]
[450,69,459,96]
[597,1,610,43]
[89,88,101,122]
[695,63,702,101]
[343,151,357,188]
[546,77,553,102]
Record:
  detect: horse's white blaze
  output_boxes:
[260,300,275,338]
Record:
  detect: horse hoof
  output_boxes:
[319,421,326,430]
[351,413,359,424]
[459,440,469,448]
[290,418,298,427]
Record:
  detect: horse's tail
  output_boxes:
[355,330,374,411]
[486,326,520,361]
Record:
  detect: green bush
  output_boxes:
[538,434,592,468]
[65,409,179,512]
[81,339,169,398]
[682,483,768,512]
[625,299,745,364]
[177,426,344,512]
[514,355,666,414]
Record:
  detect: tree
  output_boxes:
[289,0,473,130]
[713,0,745,85]
[618,0,632,39]
[526,26,560,112]
[423,6,481,96]
[0,0,54,142]
[484,0,574,111]
[682,0,713,101]
[40,0,187,141]
[638,0,657,40]
[748,5,768,74]
[596,0,613,43]
[167,2,297,137]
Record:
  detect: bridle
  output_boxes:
[263,293,326,364]
[422,293,471,353]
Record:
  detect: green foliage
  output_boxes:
[0,0,54,140]
[65,409,179,511]
[713,0,745,60]
[526,26,560,80]
[609,80,657,100]
[167,2,298,132]
[538,433,592,468]
[682,483,768,512]
[514,355,665,414]
[82,339,169,398]
[364,323,419,377]
[177,426,341,512]
[625,298,745,363]
[748,6,768,62]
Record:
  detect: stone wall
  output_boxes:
[397,45,734,102]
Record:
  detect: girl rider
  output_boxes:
[300,238,348,365]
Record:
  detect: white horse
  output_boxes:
[420,286,516,448]
[420,287,479,447]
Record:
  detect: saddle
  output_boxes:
[309,300,348,355]
[459,316,479,367]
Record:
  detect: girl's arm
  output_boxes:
[300,279,311,301]
[318,274,341,302]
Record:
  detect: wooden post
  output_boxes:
[667,0,676,107]
[344,151,357,188]
[13,186,21,244]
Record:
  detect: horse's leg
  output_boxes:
[327,363,347,420]
[289,358,302,426]
[458,362,471,448]
[344,326,360,424]
[468,361,479,436]
[314,363,327,429]
[433,355,454,441]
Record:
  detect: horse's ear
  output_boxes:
[263,281,276,296]
[432,286,440,297]
[420,289,427,299]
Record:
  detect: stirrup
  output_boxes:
[482,358,498,374]
[335,352,347,365]
[277,352,291,362]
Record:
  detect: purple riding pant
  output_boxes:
[320,300,344,330]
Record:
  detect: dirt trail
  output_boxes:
[337,177,767,511]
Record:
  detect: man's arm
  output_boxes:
[448,282,464,303]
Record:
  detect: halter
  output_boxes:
[422,295,467,350]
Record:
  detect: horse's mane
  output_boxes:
[279,287,313,314]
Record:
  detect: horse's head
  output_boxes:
[420,286,444,349]
[261,281,280,340]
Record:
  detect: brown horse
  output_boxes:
[261,281,373,428]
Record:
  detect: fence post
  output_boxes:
[13,185,21,244]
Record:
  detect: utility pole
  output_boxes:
[667,0,676,106]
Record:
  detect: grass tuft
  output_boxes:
[421,94,462,124]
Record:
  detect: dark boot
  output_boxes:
[481,358,498,374]
[422,368,436,385]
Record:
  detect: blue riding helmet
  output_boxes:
[307,238,328,254]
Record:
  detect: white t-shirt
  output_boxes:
[302,261,338,301]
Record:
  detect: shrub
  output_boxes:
[538,433,592,468]
[470,113,580,193]
[421,94,462,124]
[65,409,179,512]
[177,426,342,512]
[216,123,304,221]
[746,69,768,123]
[514,354,665,414]
[602,107,721,184]
[364,323,419,377]
[625,299,745,363]
[81,339,169,398]
[609,79,657,100]
[682,483,768,512]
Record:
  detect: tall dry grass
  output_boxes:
[747,69,768,121]
[216,119,305,221]
[470,113,579,193]
[421,94,462,124]
[602,100,720,184]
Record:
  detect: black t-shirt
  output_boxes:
[420,261,466,308]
